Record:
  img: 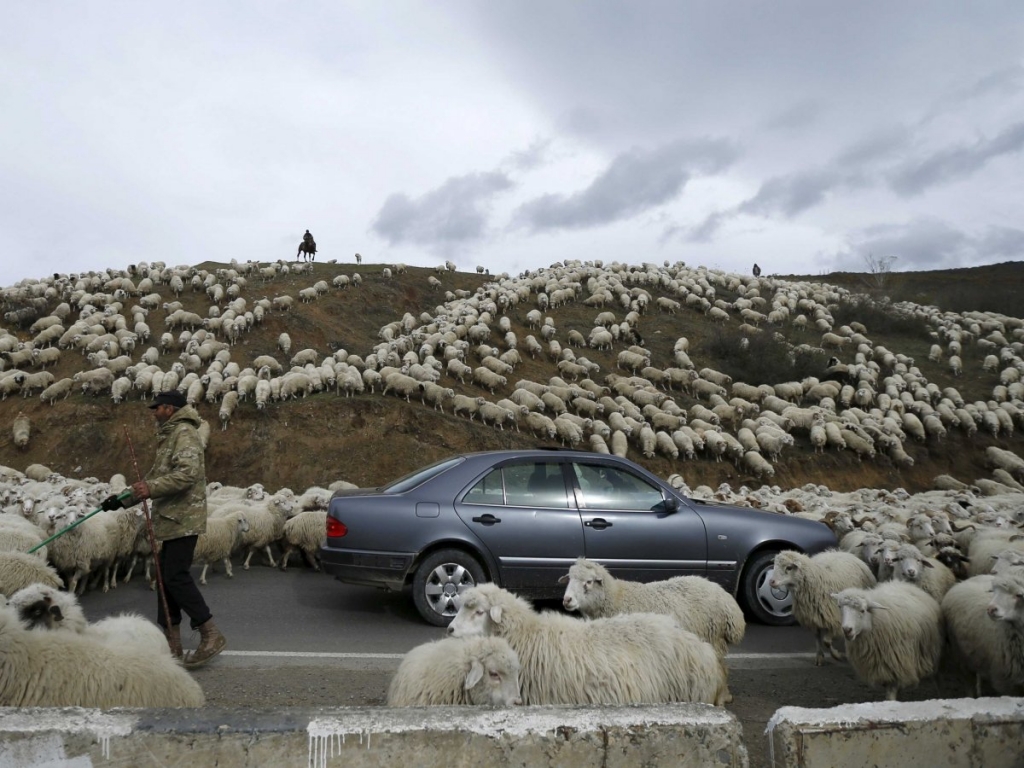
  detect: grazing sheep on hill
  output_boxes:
[943,572,1024,695]
[559,558,745,658]
[834,582,944,701]
[387,636,522,707]
[12,413,29,449]
[0,601,203,707]
[771,550,877,665]
[448,583,727,706]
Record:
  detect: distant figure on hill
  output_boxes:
[355,253,362,265]
[297,230,316,262]
[752,263,761,277]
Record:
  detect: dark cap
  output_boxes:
[149,390,188,409]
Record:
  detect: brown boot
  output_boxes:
[184,619,226,669]
[166,623,183,660]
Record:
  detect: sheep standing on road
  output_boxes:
[279,510,327,571]
[942,571,1024,696]
[558,557,745,658]
[771,550,877,665]
[387,636,522,707]
[448,583,728,706]
[193,511,250,585]
[833,582,944,700]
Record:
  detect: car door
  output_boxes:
[570,461,708,580]
[454,459,585,593]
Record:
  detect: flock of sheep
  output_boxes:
[1,255,1023,711]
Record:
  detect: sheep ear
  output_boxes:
[557,574,569,585]
[866,600,886,611]
[489,605,503,624]
[465,660,484,690]
[921,559,934,568]
[594,577,603,585]
[50,605,64,622]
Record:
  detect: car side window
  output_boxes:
[463,469,505,505]
[505,462,569,508]
[572,463,663,511]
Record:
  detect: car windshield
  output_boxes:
[382,456,464,494]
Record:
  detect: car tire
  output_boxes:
[412,548,487,627]
[740,550,796,626]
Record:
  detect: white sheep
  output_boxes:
[448,583,728,706]
[387,636,522,707]
[833,581,944,700]
[9,583,170,658]
[0,600,203,707]
[12,413,29,449]
[942,571,1024,695]
[279,510,327,571]
[890,543,957,601]
[770,549,877,665]
[193,511,250,585]
[0,551,62,597]
[558,558,745,658]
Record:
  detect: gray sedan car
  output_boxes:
[321,449,837,626]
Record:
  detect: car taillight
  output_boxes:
[326,517,347,538]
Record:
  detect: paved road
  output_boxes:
[79,564,938,768]
[79,562,817,663]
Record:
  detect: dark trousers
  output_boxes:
[157,535,212,631]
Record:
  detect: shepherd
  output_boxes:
[297,229,317,261]
[752,263,761,277]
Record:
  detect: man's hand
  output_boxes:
[99,494,124,511]
[131,481,151,501]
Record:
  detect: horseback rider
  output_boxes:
[303,229,315,248]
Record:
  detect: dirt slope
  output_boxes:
[2,259,1022,493]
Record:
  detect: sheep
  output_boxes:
[0,551,63,597]
[833,582,944,701]
[558,558,744,659]
[38,376,74,404]
[770,550,877,665]
[387,636,522,707]
[12,412,29,449]
[9,583,170,658]
[448,583,728,706]
[0,600,204,707]
[890,543,957,601]
[942,571,1024,695]
[966,530,1024,577]
[193,511,250,585]
[279,510,327,570]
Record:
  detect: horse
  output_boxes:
[297,240,317,262]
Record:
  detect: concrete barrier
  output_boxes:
[0,705,748,768]
[767,697,1024,768]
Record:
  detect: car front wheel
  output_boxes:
[740,550,795,626]
[412,548,487,627]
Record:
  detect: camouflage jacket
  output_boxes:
[145,405,207,541]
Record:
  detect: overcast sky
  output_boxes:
[3,2,1023,289]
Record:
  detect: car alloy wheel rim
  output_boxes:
[423,563,476,617]
[755,565,793,618]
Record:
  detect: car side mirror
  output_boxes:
[661,496,679,514]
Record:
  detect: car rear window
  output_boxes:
[383,457,464,494]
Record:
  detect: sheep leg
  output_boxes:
[223,557,233,578]
[199,563,209,585]
[824,632,845,662]
[813,631,827,666]
[263,545,277,568]
[243,549,253,570]
[885,686,899,701]
[279,545,293,571]
[301,547,321,571]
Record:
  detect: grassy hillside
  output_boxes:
[1,259,1023,494]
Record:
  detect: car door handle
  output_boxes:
[584,518,612,530]
[472,514,501,525]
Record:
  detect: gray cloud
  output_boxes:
[372,172,514,247]
[513,138,738,232]
[832,218,1024,272]
[738,168,860,219]
[501,137,553,172]
[888,121,1024,196]
[761,99,825,133]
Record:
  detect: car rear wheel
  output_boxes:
[741,550,795,626]
[412,548,487,627]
